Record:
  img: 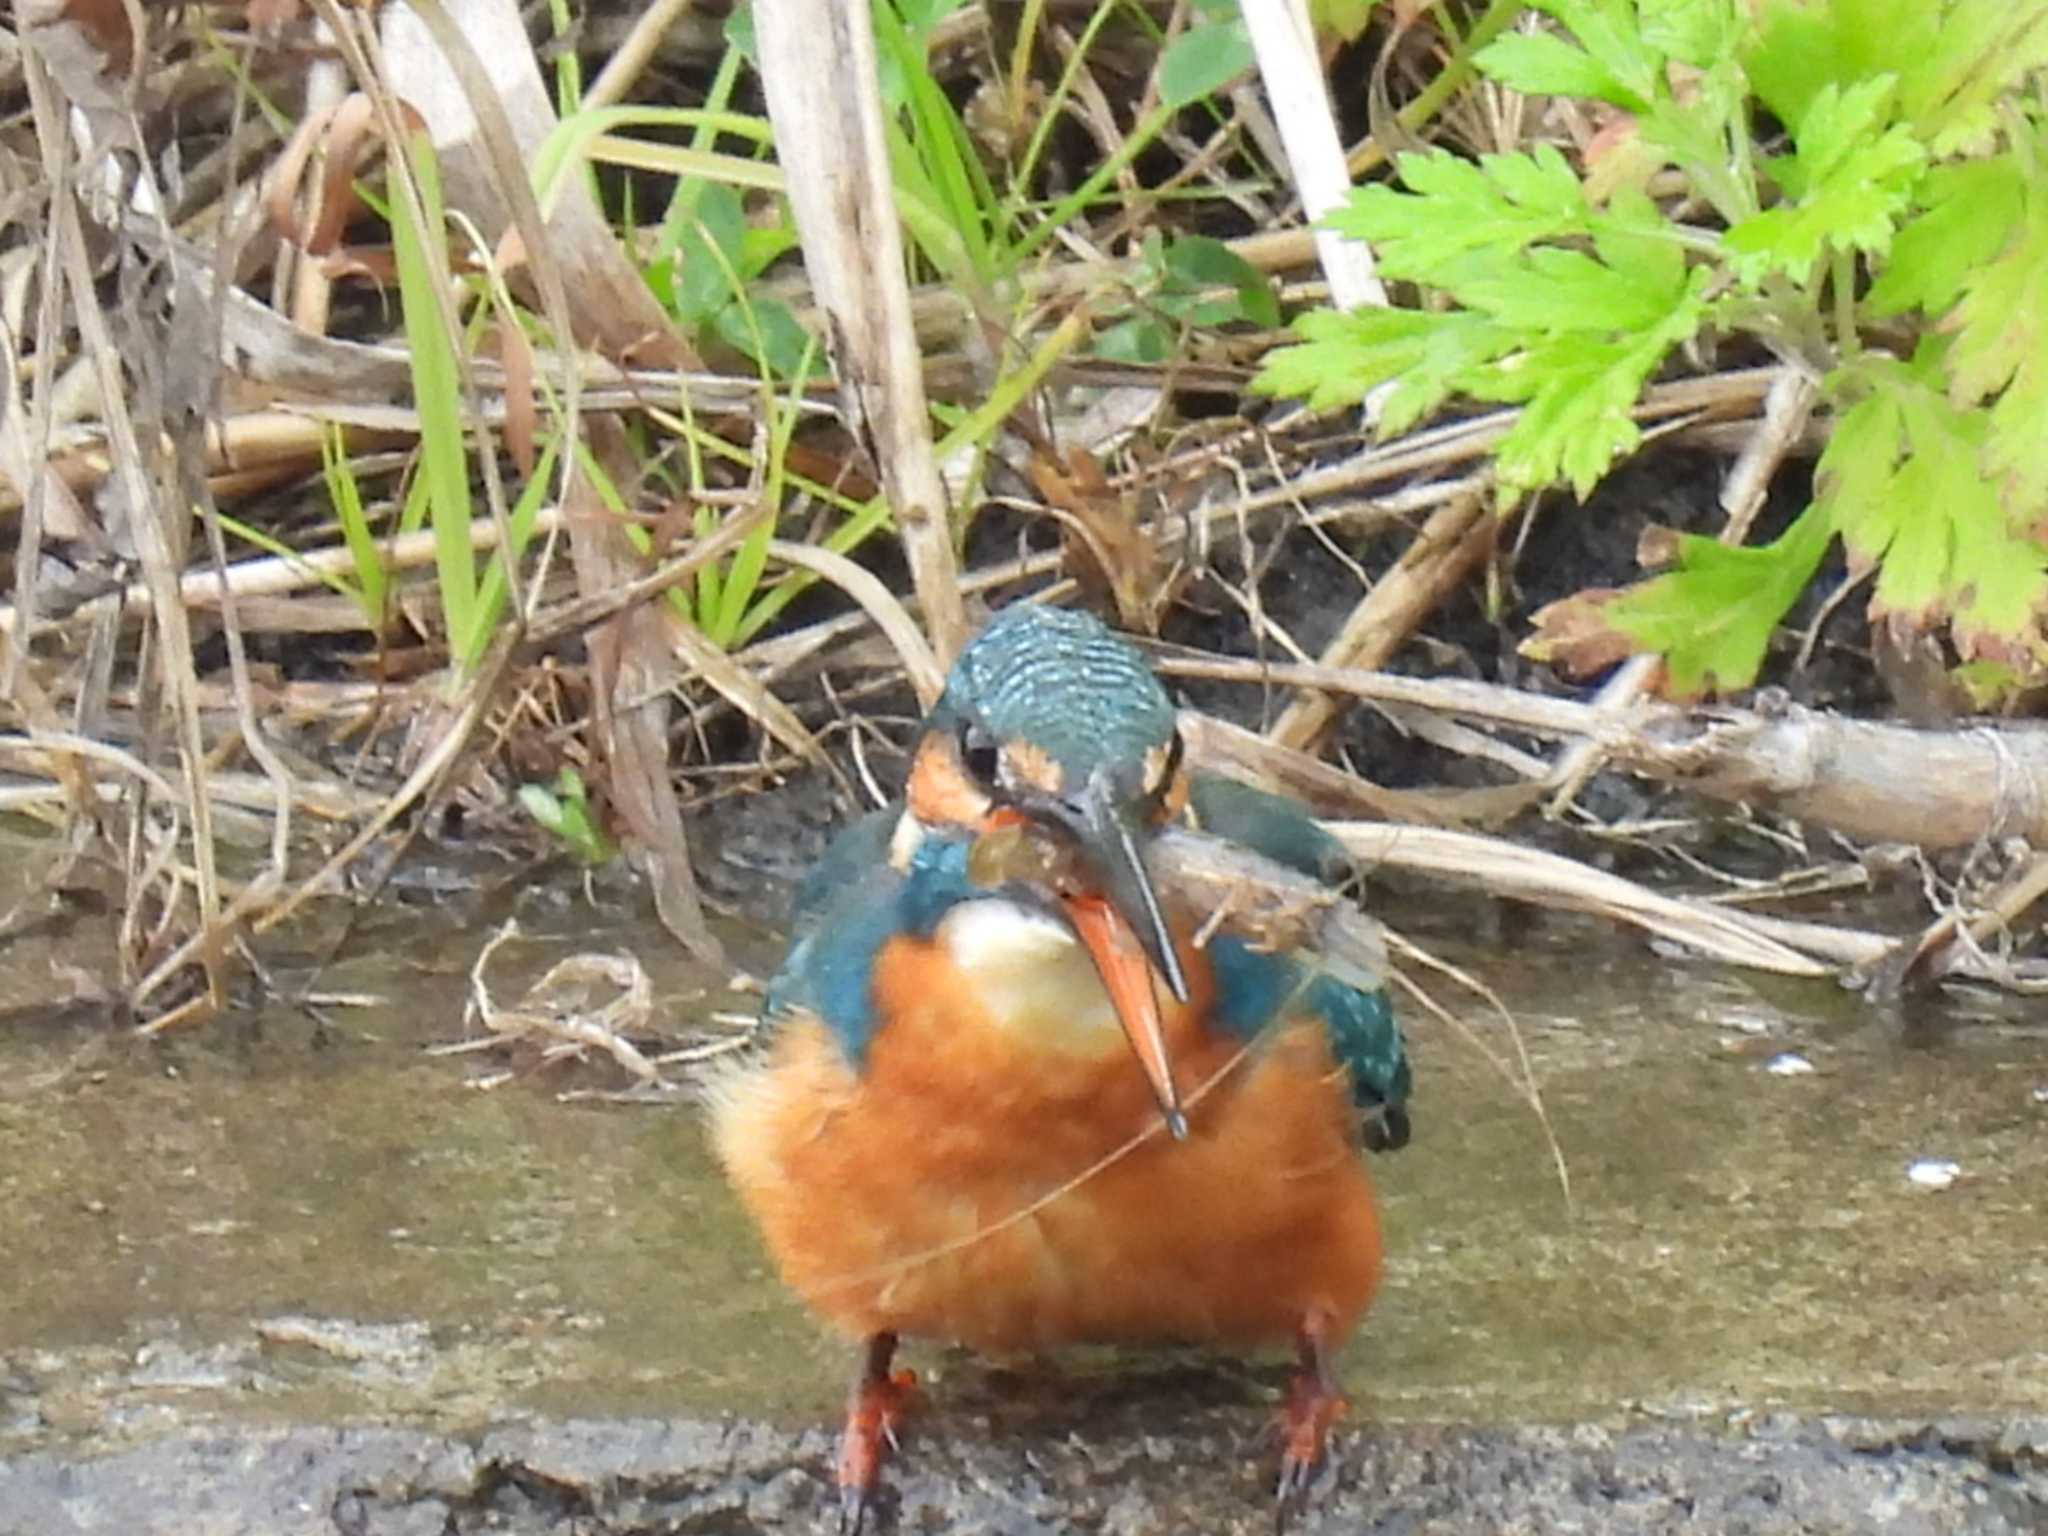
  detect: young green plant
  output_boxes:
[1257,0,2048,696]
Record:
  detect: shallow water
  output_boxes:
[1,821,2044,1459]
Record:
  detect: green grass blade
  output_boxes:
[710,332,820,644]
[531,105,778,211]
[211,510,364,606]
[463,436,563,670]
[1013,103,1173,265]
[731,310,1085,644]
[321,426,386,624]
[387,127,478,666]
[875,0,999,284]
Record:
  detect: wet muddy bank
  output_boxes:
[3,1410,2045,1535]
[4,824,2047,1533]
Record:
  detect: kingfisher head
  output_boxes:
[903,605,1193,1136]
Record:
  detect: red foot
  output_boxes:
[1274,1310,1348,1529]
[837,1333,916,1535]
[1276,1372,1346,1511]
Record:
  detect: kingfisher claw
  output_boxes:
[1273,1312,1347,1530]
[1274,1376,1345,1527]
[836,1333,916,1535]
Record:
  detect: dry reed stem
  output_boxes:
[452,918,667,1088]
[1332,821,1826,976]
[569,419,720,961]
[765,541,946,703]
[753,0,966,679]
[1269,488,1495,752]
[1242,0,1388,314]
[26,33,228,1023]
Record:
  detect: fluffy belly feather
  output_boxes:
[709,930,1382,1353]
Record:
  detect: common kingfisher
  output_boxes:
[711,604,1412,1528]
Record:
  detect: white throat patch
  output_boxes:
[934,899,1123,1055]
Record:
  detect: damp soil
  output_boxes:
[3,813,2046,1533]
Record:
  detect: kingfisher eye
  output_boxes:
[959,725,1000,787]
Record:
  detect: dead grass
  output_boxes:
[4,2,2045,1040]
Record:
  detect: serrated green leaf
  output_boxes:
[1591,186,1685,293]
[1868,158,2026,317]
[1986,377,2048,513]
[1951,509,2048,650]
[1723,81,1924,281]
[1252,308,1415,410]
[1817,371,1910,572]
[1524,0,1665,106]
[1481,143,1595,224]
[1476,30,1645,110]
[1777,75,1897,194]
[1158,19,1254,108]
[1326,146,1592,274]
[1748,0,2048,151]
[1639,0,1745,66]
[1480,321,1685,498]
[1819,345,2048,654]
[1945,191,2048,410]
[1869,444,1960,623]
[1280,139,1706,502]
[1428,255,1708,499]
[1252,306,1515,426]
[1450,241,1688,333]
[1604,501,1834,694]
[1747,0,1931,125]
[1508,350,1649,498]
[1631,58,1755,222]
[1946,179,2048,506]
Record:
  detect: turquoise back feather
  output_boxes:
[1189,774,1411,1152]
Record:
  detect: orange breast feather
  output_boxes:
[710,930,1382,1354]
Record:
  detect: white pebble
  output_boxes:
[1764,1052,1815,1076]
[1906,1158,1961,1190]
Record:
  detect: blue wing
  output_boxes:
[764,804,978,1065]
[764,804,904,1059]
[1188,774,1412,1152]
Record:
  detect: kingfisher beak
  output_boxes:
[1024,774,1190,1141]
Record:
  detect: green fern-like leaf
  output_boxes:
[1602,503,1834,695]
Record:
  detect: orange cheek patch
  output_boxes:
[1000,739,1063,795]
[907,740,993,828]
